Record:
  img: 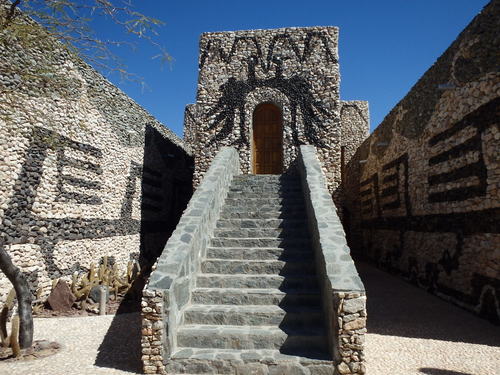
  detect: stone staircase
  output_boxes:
[169,174,332,373]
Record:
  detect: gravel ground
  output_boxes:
[0,312,143,375]
[0,262,498,375]
[359,262,500,375]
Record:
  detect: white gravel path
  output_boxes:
[0,313,143,375]
[0,262,498,375]
[359,262,500,375]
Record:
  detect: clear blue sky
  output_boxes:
[93,0,491,137]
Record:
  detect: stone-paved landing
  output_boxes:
[0,263,499,375]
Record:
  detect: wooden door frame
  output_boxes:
[251,102,284,174]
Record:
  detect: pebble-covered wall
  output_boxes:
[183,26,369,194]
[344,0,500,323]
[0,4,193,303]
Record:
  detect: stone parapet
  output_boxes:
[141,147,241,374]
[298,145,366,374]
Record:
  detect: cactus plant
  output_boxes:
[32,288,44,315]
[0,288,15,346]
[10,315,21,358]
[61,257,143,311]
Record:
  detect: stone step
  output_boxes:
[183,304,323,328]
[222,205,305,213]
[201,259,316,275]
[215,218,307,229]
[229,185,302,193]
[196,273,318,292]
[205,247,313,261]
[212,227,309,238]
[230,182,300,188]
[224,197,304,206]
[170,347,332,363]
[196,274,319,289]
[221,206,307,216]
[232,174,299,181]
[176,325,327,352]
[191,288,321,306]
[167,348,333,374]
[210,237,311,248]
[229,183,301,191]
[219,210,306,220]
[226,191,303,199]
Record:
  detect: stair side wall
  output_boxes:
[344,0,500,324]
[298,145,366,374]
[142,147,240,374]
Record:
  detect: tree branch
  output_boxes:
[4,0,20,26]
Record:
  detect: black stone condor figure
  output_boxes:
[200,32,338,147]
[203,35,335,148]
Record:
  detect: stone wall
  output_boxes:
[344,0,500,323]
[142,147,240,374]
[0,3,193,303]
[183,26,369,196]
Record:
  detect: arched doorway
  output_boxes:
[252,103,283,174]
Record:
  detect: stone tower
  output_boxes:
[184,27,369,196]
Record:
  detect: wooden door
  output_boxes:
[252,103,283,174]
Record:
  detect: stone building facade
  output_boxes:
[0,2,193,304]
[344,0,500,323]
[183,27,369,195]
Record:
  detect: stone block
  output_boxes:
[343,317,366,331]
[307,365,334,375]
[47,280,75,312]
[337,362,351,374]
[236,363,269,375]
[342,297,366,314]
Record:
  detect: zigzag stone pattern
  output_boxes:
[0,2,193,306]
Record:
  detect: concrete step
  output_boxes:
[196,274,319,289]
[205,247,313,261]
[219,210,306,220]
[201,259,316,275]
[183,304,323,328]
[212,227,309,238]
[215,218,307,229]
[191,288,321,306]
[210,237,311,248]
[176,325,327,352]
